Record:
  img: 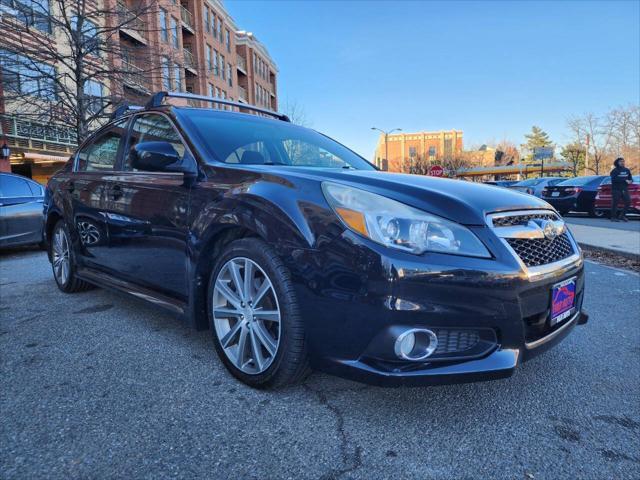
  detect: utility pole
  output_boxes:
[585,134,590,174]
[372,127,402,171]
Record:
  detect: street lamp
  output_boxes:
[1,142,10,161]
[371,127,401,171]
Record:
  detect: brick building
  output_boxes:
[0,0,278,182]
[373,130,463,173]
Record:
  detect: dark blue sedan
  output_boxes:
[42,92,588,388]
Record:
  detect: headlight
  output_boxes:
[322,182,491,258]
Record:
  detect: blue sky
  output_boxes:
[227,0,640,158]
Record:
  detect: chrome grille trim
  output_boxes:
[486,209,582,279]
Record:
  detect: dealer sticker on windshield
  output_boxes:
[550,277,577,326]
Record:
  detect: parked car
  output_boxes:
[509,177,565,197]
[0,172,45,248]
[43,92,587,388]
[594,177,640,218]
[484,180,518,188]
[541,175,607,216]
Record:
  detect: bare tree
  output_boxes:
[442,154,470,177]
[567,112,614,175]
[0,0,161,142]
[606,105,640,172]
[281,99,310,127]
[494,141,519,166]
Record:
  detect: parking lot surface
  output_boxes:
[1,250,639,479]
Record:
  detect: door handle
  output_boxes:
[110,184,123,200]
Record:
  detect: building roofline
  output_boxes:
[206,0,238,31]
[235,30,278,72]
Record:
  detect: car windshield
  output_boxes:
[557,175,603,186]
[177,109,375,170]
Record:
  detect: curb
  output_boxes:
[578,242,640,261]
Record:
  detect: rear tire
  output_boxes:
[51,220,93,293]
[207,238,310,388]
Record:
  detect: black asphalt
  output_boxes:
[1,250,639,479]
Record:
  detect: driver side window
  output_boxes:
[125,114,186,171]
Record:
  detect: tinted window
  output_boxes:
[557,176,604,186]
[125,114,186,171]
[76,119,128,172]
[0,175,33,197]
[178,109,375,170]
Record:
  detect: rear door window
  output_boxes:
[0,175,33,198]
[76,119,128,172]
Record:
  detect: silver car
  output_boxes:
[509,177,565,198]
[0,173,45,248]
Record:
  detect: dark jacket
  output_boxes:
[610,166,633,189]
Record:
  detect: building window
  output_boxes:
[170,17,179,48]
[0,49,55,99]
[217,18,223,41]
[220,55,225,80]
[161,57,171,90]
[84,79,104,114]
[225,29,231,52]
[212,13,218,38]
[428,146,436,157]
[204,7,210,32]
[208,84,214,102]
[159,8,168,42]
[173,63,182,91]
[206,45,212,71]
[213,50,219,76]
[3,0,51,33]
[71,16,100,56]
[227,64,232,87]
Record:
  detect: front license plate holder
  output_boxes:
[550,277,577,326]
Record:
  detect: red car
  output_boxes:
[594,177,640,217]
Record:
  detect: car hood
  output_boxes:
[273,168,553,225]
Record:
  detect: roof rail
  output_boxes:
[145,91,290,122]
[110,103,143,120]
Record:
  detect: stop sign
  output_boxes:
[428,165,444,177]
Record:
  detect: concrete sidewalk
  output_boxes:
[568,222,640,258]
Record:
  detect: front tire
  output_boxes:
[207,238,309,388]
[51,220,92,293]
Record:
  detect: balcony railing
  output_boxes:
[237,55,247,72]
[238,85,247,102]
[121,60,149,92]
[0,114,78,154]
[117,1,147,41]
[183,48,196,70]
[180,5,193,29]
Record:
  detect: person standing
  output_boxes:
[610,157,633,222]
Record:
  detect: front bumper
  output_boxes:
[292,226,586,387]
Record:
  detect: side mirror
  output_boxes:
[129,141,193,174]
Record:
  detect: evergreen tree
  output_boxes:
[524,126,553,150]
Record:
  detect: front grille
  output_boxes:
[433,329,479,354]
[506,233,574,267]
[492,212,557,227]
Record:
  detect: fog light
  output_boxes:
[394,328,438,361]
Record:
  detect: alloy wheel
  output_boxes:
[52,227,70,285]
[212,257,281,375]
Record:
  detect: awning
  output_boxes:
[10,152,70,165]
